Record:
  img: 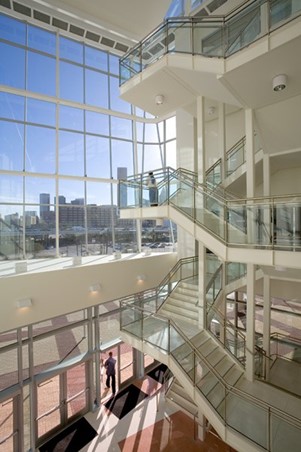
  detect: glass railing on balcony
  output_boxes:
[120,306,301,450]
[206,133,262,187]
[119,167,301,251]
[226,262,247,285]
[120,0,301,85]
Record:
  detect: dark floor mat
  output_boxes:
[104,384,148,419]
[147,363,168,383]
[39,417,97,452]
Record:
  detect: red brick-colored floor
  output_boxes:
[118,410,235,452]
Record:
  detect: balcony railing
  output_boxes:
[119,167,301,251]
[120,0,301,85]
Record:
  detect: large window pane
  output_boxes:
[25,177,55,205]
[109,76,131,114]
[58,179,84,205]
[0,43,25,89]
[85,46,108,71]
[111,140,133,178]
[60,105,84,131]
[0,14,26,44]
[144,123,159,143]
[27,98,56,127]
[28,25,56,55]
[59,131,84,176]
[85,111,109,136]
[27,52,56,96]
[85,69,108,108]
[0,175,23,203]
[60,61,84,103]
[25,125,56,173]
[0,121,24,171]
[87,181,111,205]
[144,144,163,172]
[60,36,83,64]
[0,92,24,121]
[109,54,119,75]
[111,116,132,140]
[86,135,110,178]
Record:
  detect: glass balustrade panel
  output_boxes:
[270,412,301,452]
[120,46,142,84]
[226,145,244,176]
[170,179,194,218]
[273,202,301,250]
[226,204,247,245]
[226,262,246,284]
[199,191,225,240]
[168,21,192,54]
[270,0,301,28]
[141,316,171,351]
[225,391,267,448]
[225,1,262,57]
[141,25,168,70]
[120,306,143,338]
[193,21,224,57]
[225,326,245,363]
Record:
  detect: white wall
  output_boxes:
[176,109,195,171]
[1,253,177,332]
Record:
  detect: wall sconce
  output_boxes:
[155,94,164,105]
[15,298,32,308]
[73,256,82,266]
[89,284,101,293]
[15,262,27,274]
[136,274,146,282]
[272,74,287,91]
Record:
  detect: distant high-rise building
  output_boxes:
[117,167,127,208]
[40,193,50,220]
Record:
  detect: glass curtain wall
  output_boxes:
[0,13,176,260]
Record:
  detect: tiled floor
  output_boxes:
[82,375,235,452]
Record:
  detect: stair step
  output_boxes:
[167,295,198,311]
[223,365,244,386]
[197,370,220,396]
[190,332,209,348]
[170,293,197,306]
[160,305,198,321]
[215,357,235,377]
[198,340,218,357]
[206,381,225,409]
[206,347,226,366]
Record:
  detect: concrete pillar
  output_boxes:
[196,96,205,183]
[263,275,271,379]
[246,263,255,381]
[198,243,206,329]
[218,102,226,182]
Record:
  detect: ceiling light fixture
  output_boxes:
[272,74,287,92]
[136,274,146,282]
[155,94,164,105]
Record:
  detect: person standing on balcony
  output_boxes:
[105,351,116,396]
[147,171,158,206]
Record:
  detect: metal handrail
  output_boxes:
[120,302,301,431]
[120,0,301,85]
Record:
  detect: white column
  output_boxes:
[197,413,207,441]
[218,103,226,182]
[263,153,271,244]
[245,109,255,245]
[263,275,271,379]
[196,96,205,183]
[246,263,255,381]
[198,243,206,329]
[245,109,255,198]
